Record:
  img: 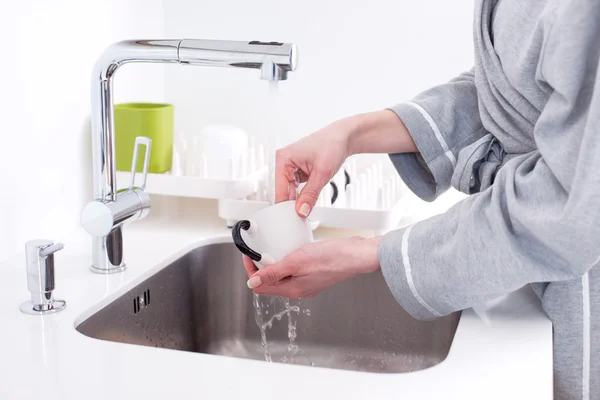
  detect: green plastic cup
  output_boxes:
[114,103,174,174]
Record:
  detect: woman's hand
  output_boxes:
[275,111,415,217]
[242,236,382,298]
[275,119,353,217]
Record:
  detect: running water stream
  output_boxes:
[253,293,272,362]
[250,81,312,365]
[253,295,302,363]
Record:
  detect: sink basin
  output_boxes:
[76,242,460,373]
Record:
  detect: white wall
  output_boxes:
[1,0,475,265]
[163,0,475,145]
[0,1,166,264]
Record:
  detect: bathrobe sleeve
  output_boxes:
[379,1,600,320]
[388,69,487,202]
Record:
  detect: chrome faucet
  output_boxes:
[81,39,298,274]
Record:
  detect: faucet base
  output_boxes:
[90,264,127,274]
[20,299,67,315]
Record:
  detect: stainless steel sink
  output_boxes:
[76,242,460,373]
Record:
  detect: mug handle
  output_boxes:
[232,220,262,262]
[329,169,350,204]
[330,181,339,204]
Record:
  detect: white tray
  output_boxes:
[218,197,407,235]
[117,167,267,200]
[218,157,410,234]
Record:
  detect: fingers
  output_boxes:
[246,258,298,290]
[274,149,298,204]
[254,279,305,299]
[296,167,333,217]
[287,181,297,201]
[242,255,258,278]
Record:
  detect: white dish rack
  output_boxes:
[218,157,410,235]
[117,135,270,200]
[117,167,267,200]
[125,128,411,233]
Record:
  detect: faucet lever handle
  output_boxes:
[39,242,65,257]
[130,136,152,190]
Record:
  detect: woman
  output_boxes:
[242,0,599,398]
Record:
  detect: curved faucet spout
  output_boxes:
[87,39,298,273]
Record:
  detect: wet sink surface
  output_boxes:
[77,243,459,373]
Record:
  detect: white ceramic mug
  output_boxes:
[232,201,313,269]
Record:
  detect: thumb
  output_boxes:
[247,261,295,288]
[296,168,332,217]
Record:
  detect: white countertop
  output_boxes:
[0,197,553,399]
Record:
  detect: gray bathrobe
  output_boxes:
[378,0,600,398]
